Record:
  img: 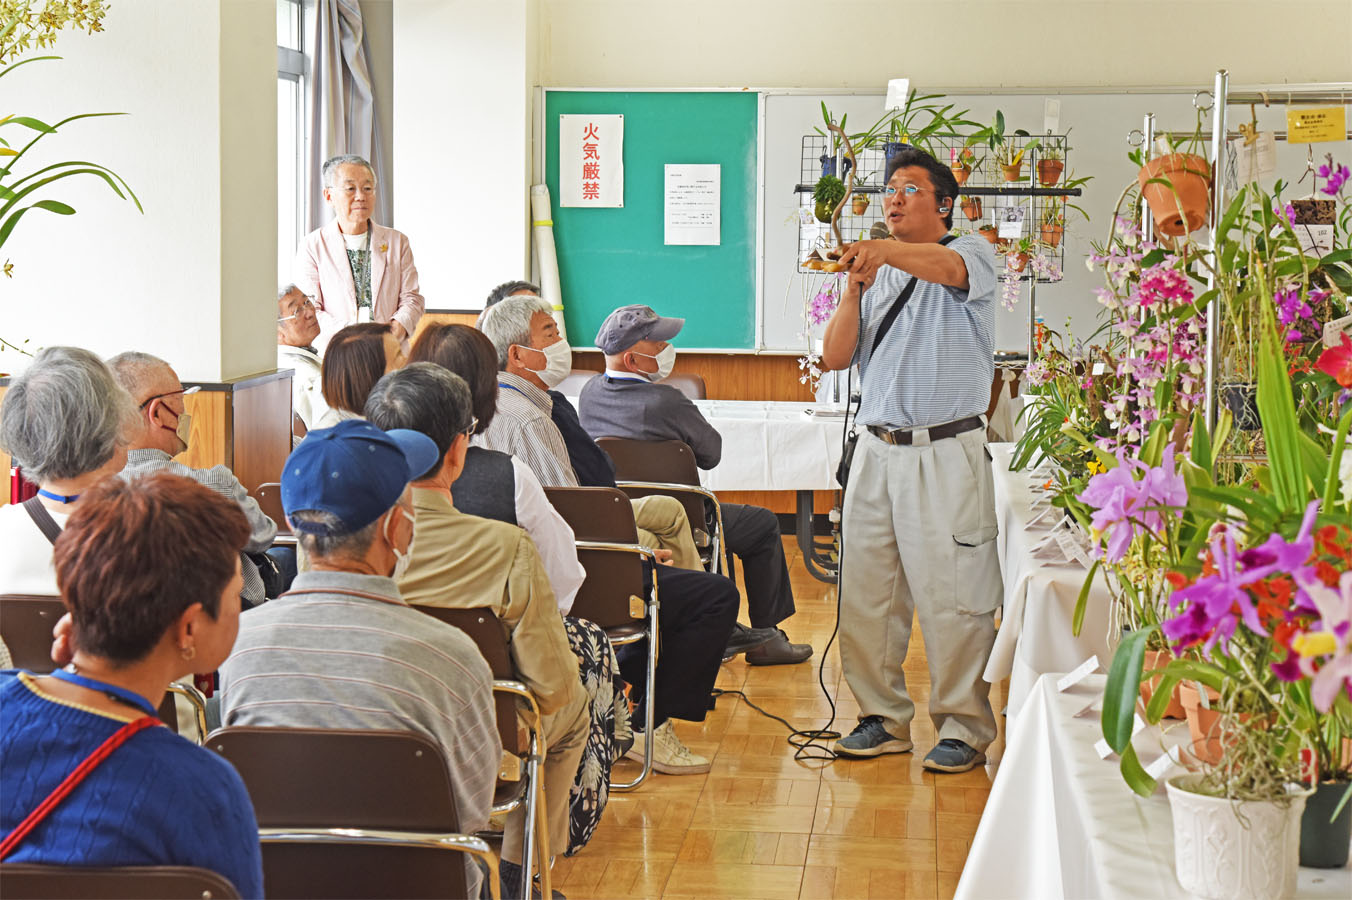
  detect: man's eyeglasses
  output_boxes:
[464,416,479,437]
[138,386,201,410]
[883,184,933,198]
[278,296,316,323]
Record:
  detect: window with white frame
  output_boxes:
[277,0,305,286]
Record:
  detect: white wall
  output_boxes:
[1,0,276,382]
[539,0,1352,88]
[393,0,532,311]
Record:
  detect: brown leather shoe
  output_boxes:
[745,629,813,666]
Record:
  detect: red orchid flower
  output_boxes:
[1315,333,1352,387]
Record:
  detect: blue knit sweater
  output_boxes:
[0,671,262,898]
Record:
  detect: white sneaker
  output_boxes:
[624,720,711,775]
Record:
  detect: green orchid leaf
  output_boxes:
[1120,743,1158,798]
[1072,559,1100,637]
[3,116,55,133]
[1103,626,1154,751]
[1144,670,1182,723]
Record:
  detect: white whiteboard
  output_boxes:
[759,90,1340,353]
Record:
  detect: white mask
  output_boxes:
[385,507,416,582]
[525,338,573,390]
[634,344,676,382]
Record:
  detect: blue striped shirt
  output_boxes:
[853,234,996,429]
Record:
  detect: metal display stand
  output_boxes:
[794,134,1083,361]
[1130,73,1352,430]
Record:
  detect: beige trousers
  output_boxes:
[504,685,588,865]
[631,495,703,571]
[838,427,1002,751]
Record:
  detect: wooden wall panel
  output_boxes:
[231,373,293,495]
[414,311,482,345]
[175,391,231,472]
[569,352,815,403]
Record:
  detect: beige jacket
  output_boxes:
[399,488,583,717]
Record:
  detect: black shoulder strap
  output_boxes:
[867,232,958,358]
[22,497,63,546]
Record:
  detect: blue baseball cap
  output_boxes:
[281,419,440,535]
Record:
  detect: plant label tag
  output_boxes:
[1323,313,1352,348]
[1057,655,1102,692]
[1230,132,1277,182]
[1287,106,1346,143]
[1295,223,1335,256]
[998,205,1026,238]
[884,78,911,111]
[1094,716,1144,760]
[1043,99,1061,134]
[1071,697,1102,718]
[1053,528,1087,566]
[1092,362,1107,375]
[1144,750,1177,780]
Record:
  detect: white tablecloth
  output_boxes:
[984,443,1115,722]
[955,673,1351,899]
[566,396,850,493]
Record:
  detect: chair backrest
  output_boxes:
[556,369,598,397]
[0,863,239,899]
[659,371,707,400]
[411,606,520,754]
[207,728,471,900]
[253,483,289,535]
[207,727,460,832]
[542,487,647,629]
[595,438,701,486]
[0,595,65,673]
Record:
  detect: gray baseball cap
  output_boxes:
[594,305,685,354]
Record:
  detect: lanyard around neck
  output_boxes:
[48,668,158,717]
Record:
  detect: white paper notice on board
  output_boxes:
[664,164,720,246]
[559,114,624,208]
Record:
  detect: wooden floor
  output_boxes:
[551,537,1006,900]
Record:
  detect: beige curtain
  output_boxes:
[303,0,390,232]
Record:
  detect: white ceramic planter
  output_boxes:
[1166,774,1312,900]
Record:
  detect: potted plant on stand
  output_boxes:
[812,174,845,225]
[960,195,983,222]
[1037,132,1068,185]
[1040,205,1065,247]
[950,142,981,186]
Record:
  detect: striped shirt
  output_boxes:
[854,233,997,429]
[217,570,500,895]
[475,371,579,488]
[121,449,277,605]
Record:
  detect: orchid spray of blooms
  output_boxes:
[1077,447,1187,564]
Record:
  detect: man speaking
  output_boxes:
[820,147,1002,773]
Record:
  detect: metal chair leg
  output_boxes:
[519,747,541,900]
[531,754,552,900]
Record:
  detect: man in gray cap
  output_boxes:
[579,305,812,666]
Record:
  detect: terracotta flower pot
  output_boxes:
[1008,252,1030,273]
[1138,152,1211,237]
[851,194,870,215]
[1040,224,1064,248]
[1036,159,1064,186]
[1001,162,1023,182]
[961,198,983,221]
[1141,649,1186,719]
[951,164,971,186]
[1180,682,1229,765]
[978,226,998,245]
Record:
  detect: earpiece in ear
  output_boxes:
[938,206,950,213]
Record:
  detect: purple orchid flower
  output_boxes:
[1076,450,1186,563]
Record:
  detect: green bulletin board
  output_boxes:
[544,90,759,350]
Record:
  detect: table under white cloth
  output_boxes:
[564,396,850,492]
[984,443,1115,722]
[955,673,1352,899]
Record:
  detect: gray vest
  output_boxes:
[455,447,517,526]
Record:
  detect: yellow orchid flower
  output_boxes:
[1293,632,1338,658]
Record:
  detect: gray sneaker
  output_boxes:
[922,738,986,773]
[834,715,913,758]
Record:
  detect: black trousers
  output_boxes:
[720,503,795,629]
[618,562,738,726]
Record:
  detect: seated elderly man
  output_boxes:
[578,306,812,666]
[108,351,277,607]
[217,419,499,898]
[475,294,702,572]
[365,363,591,881]
[276,284,329,432]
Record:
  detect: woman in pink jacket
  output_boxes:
[293,154,424,352]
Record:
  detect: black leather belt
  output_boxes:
[867,416,983,446]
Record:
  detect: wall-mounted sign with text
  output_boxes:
[560,114,624,207]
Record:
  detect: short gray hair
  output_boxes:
[477,294,553,370]
[106,351,174,406]
[290,510,381,560]
[279,283,302,301]
[0,346,136,482]
[365,363,472,479]
[322,154,376,188]
[486,280,540,307]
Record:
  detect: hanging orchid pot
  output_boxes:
[883,141,912,165]
[819,153,836,178]
[1138,153,1210,237]
[851,194,870,215]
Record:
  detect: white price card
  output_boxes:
[1043,98,1061,135]
[1231,132,1277,183]
[1057,656,1102,692]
